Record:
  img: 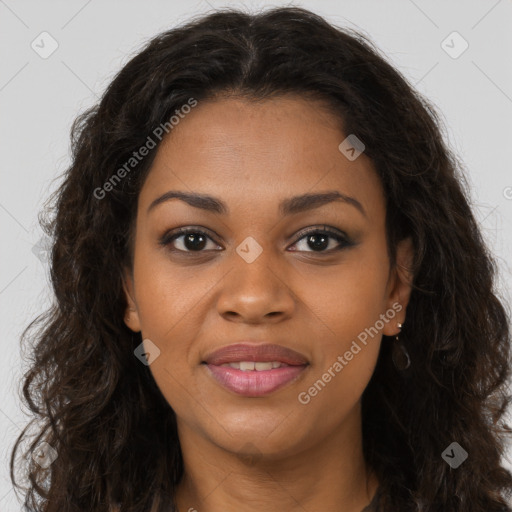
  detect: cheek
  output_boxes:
[132,245,208,340]
[132,265,201,414]
[296,288,385,424]
[310,244,391,342]
[130,241,240,406]
[130,253,204,402]
[298,243,390,400]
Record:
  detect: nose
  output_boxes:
[216,244,296,324]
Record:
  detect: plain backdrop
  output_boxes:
[1,0,511,509]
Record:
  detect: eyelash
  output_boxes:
[158,225,353,255]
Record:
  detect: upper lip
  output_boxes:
[203,343,309,366]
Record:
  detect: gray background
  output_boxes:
[1,0,511,509]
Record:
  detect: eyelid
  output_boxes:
[291,225,349,243]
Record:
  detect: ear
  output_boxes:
[382,237,414,337]
[122,267,141,333]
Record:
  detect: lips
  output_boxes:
[203,343,308,366]
[202,342,309,397]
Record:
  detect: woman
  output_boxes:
[10,6,512,511]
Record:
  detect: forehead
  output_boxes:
[138,95,385,222]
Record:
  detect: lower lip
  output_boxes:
[204,364,308,397]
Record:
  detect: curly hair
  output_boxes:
[10,6,512,511]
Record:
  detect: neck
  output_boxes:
[174,403,379,512]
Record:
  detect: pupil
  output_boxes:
[185,233,206,251]
[308,234,328,251]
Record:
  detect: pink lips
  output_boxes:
[202,343,309,397]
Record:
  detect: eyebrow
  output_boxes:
[147,190,367,218]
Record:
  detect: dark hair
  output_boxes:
[10,6,512,511]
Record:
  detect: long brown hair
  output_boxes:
[10,6,512,511]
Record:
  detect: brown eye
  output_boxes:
[159,228,222,253]
[289,227,353,253]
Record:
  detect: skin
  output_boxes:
[123,95,414,512]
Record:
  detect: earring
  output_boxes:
[392,322,411,371]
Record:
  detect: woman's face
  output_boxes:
[123,95,413,459]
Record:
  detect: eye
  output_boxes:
[289,226,353,253]
[159,227,221,253]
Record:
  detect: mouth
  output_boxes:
[201,342,309,397]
